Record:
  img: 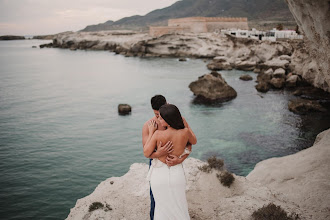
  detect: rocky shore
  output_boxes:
[66,128,330,220]
[41,30,329,95]
[0,35,25,40]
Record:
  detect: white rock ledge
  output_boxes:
[66,128,330,220]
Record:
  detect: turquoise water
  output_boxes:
[0,40,329,219]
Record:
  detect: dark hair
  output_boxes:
[159,104,185,129]
[151,95,167,110]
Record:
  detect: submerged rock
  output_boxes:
[189,71,237,104]
[288,99,327,114]
[239,74,253,81]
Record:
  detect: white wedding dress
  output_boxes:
[147,159,190,220]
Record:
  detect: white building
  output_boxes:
[219,28,303,41]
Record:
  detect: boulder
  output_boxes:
[118,104,132,115]
[235,61,256,71]
[207,57,232,70]
[261,58,289,70]
[179,58,187,62]
[279,55,291,61]
[189,71,237,103]
[255,81,270,93]
[270,78,286,89]
[207,61,232,70]
[286,75,299,87]
[239,74,253,81]
[257,71,272,84]
[273,68,286,78]
[213,56,228,62]
[288,99,327,114]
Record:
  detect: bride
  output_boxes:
[144,104,197,220]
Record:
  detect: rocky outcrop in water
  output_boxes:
[285,0,330,92]
[66,129,330,220]
[0,35,25,40]
[288,99,327,114]
[239,74,253,81]
[118,104,132,115]
[189,71,237,104]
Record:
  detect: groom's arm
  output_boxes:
[166,143,192,166]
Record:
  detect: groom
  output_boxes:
[142,94,192,220]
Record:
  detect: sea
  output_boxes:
[0,39,329,219]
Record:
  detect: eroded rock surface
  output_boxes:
[66,128,330,220]
[286,0,330,92]
[189,72,237,104]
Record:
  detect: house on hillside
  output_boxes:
[149,17,248,37]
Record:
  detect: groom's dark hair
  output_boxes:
[151,95,167,110]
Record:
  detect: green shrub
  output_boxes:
[207,156,224,171]
[198,164,212,173]
[89,202,104,212]
[252,203,300,220]
[217,171,235,188]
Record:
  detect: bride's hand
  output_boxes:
[148,120,158,134]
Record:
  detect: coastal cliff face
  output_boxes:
[286,0,330,92]
[66,129,330,220]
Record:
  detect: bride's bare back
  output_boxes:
[154,128,190,164]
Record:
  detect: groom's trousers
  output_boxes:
[149,159,155,220]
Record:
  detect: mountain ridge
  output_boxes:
[81,0,295,32]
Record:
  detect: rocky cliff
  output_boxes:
[66,128,330,220]
[285,0,330,92]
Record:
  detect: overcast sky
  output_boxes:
[0,0,179,35]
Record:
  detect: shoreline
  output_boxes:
[66,128,330,220]
[40,31,330,93]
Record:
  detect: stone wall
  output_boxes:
[285,0,330,92]
[149,26,189,37]
[168,17,249,33]
[150,17,249,37]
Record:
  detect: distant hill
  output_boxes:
[81,0,295,32]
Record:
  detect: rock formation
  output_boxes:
[66,128,330,220]
[118,104,132,115]
[247,128,330,220]
[0,35,25,40]
[189,71,237,104]
[239,74,253,81]
[288,99,327,114]
[285,0,330,92]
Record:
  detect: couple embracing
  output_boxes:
[142,95,197,220]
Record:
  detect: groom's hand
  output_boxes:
[157,141,173,157]
[166,155,182,167]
